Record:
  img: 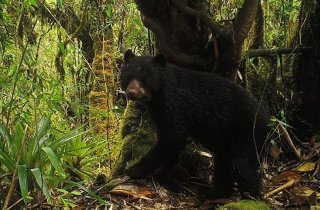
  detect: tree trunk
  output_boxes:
[292,0,320,134]
[88,2,118,172]
[134,0,259,80]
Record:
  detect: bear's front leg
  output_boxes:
[125,129,185,179]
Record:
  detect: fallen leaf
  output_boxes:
[198,151,213,158]
[271,171,301,183]
[110,183,156,200]
[297,162,316,172]
[270,143,281,159]
[290,186,317,205]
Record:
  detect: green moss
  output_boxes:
[217,200,270,210]
[111,101,155,177]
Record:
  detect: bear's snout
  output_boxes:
[125,79,146,101]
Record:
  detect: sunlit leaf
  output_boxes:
[105,4,112,18]
[297,162,316,172]
[28,0,38,7]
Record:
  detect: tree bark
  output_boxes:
[135,0,259,81]
[292,0,320,134]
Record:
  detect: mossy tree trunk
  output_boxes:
[88,1,118,171]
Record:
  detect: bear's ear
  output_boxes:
[152,54,166,67]
[124,49,135,62]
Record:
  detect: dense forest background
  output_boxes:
[0,0,319,209]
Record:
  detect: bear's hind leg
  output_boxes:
[211,151,234,199]
[233,156,262,199]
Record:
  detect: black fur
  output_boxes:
[120,51,270,199]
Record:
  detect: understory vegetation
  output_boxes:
[0,0,319,209]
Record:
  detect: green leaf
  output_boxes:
[57,0,64,7]
[58,42,67,55]
[65,181,108,205]
[133,18,143,29]
[27,115,51,166]
[31,168,52,203]
[42,147,66,177]
[51,125,86,149]
[70,190,82,196]
[36,115,51,139]
[14,123,25,156]
[27,0,38,7]
[0,147,15,171]
[57,188,69,195]
[105,4,112,18]
[0,123,12,147]
[17,165,29,203]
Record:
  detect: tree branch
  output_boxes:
[245,47,313,58]
[171,0,232,42]
[142,16,205,69]
[233,0,259,43]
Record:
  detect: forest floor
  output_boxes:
[76,137,320,209]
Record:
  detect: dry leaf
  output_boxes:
[270,143,281,159]
[198,151,213,158]
[290,186,317,205]
[110,183,156,200]
[297,162,316,172]
[271,171,301,183]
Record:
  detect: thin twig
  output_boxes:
[276,120,301,160]
[265,179,298,198]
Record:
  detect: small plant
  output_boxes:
[0,115,87,206]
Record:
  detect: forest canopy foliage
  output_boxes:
[0,0,319,209]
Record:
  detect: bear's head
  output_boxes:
[120,49,166,101]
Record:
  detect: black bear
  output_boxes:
[120,49,270,199]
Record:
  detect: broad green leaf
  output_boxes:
[35,115,51,140]
[31,168,52,203]
[26,115,50,166]
[0,147,15,171]
[42,147,66,177]
[17,165,29,203]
